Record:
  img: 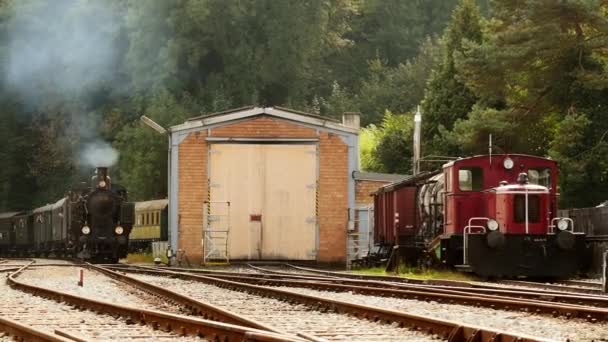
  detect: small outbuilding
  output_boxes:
[168,106,365,264]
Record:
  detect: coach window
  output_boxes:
[528,168,551,188]
[458,167,483,191]
[514,195,540,223]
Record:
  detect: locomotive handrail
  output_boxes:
[548,217,574,234]
[463,217,489,265]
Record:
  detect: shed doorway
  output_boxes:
[208,143,317,260]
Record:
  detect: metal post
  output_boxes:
[413,106,422,175]
[603,250,608,293]
[77,269,83,287]
[489,134,492,165]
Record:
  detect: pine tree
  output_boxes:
[420,0,483,155]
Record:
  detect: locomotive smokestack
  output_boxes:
[95,167,110,189]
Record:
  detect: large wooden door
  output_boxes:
[209,143,317,260]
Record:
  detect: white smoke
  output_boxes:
[4,1,124,172]
[5,0,123,104]
[80,141,119,167]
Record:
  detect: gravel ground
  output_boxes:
[0,270,203,341]
[130,274,442,341]
[271,286,608,342]
[18,266,185,314]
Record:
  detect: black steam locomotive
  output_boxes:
[0,167,134,263]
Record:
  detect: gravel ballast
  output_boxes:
[130,273,442,341]
[273,286,607,341]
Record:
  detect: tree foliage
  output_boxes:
[449,0,608,206]
[0,0,605,210]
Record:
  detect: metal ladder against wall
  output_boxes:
[346,206,374,269]
[202,201,231,264]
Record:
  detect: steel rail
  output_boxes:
[244,264,608,308]
[123,264,342,282]
[122,266,552,342]
[127,266,608,323]
[119,264,608,309]
[556,280,603,289]
[0,316,75,342]
[89,264,315,342]
[284,264,608,297]
[497,280,605,295]
[7,263,298,342]
[285,263,477,286]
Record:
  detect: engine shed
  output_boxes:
[167,106,362,264]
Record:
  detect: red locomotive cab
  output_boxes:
[492,181,551,236]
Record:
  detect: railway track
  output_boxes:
[109,265,554,342]
[496,279,606,296]
[6,263,296,341]
[252,263,608,299]
[158,265,608,320]
[127,264,608,312]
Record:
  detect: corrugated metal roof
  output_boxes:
[51,197,67,210]
[374,170,442,194]
[171,106,358,135]
[273,106,341,123]
[186,105,340,123]
[135,199,168,211]
[33,203,54,213]
[352,171,409,182]
[0,212,24,219]
[186,106,256,122]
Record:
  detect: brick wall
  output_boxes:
[318,132,349,263]
[177,131,207,262]
[177,116,352,264]
[211,116,316,138]
[355,180,390,206]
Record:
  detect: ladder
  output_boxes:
[346,206,373,269]
[202,201,231,264]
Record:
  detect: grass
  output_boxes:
[123,252,168,265]
[352,265,476,281]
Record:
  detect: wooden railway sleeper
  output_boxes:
[148,267,608,323]
[8,263,301,342]
[133,267,552,342]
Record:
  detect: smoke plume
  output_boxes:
[80,141,119,168]
[4,1,124,172]
[5,0,123,104]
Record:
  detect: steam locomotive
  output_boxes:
[0,167,134,263]
[371,154,587,278]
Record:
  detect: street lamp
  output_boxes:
[139,115,174,266]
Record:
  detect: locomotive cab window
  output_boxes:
[527,168,551,188]
[458,167,483,191]
[514,195,540,223]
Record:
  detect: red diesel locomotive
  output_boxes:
[373,154,586,278]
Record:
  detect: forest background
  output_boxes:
[0,0,606,210]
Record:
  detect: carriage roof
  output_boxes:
[135,199,168,211]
